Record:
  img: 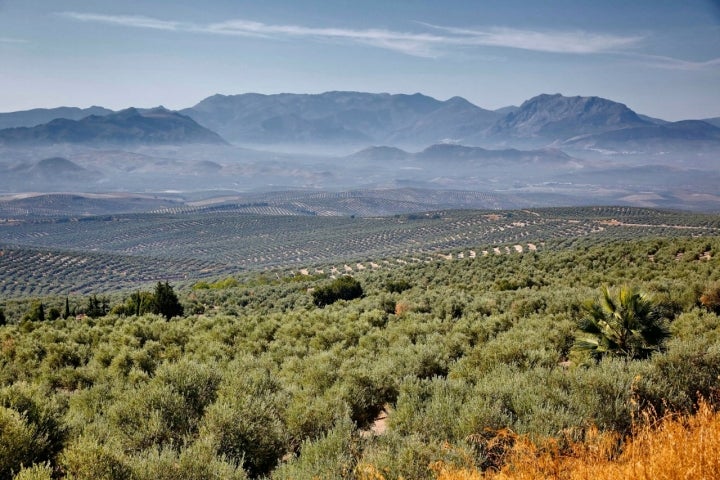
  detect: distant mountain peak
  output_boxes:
[490,93,650,141]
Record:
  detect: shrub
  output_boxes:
[637,338,720,414]
[104,360,220,452]
[22,303,44,323]
[359,432,476,480]
[385,279,412,294]
[201,398,286,477]
[130,437,247,480]
[0,383,66,471]
[200,362,287,478]
[0,407,40,480]
[11,463,53,480]
[47,308,61,321]
[111,291,155,317]
[272,416,356,480]
[312,277,363,307]
[59,436,131,480]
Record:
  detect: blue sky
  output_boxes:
[1,0,719,120]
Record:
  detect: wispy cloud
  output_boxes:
[58,11,717,70]
[616,52,720,71]
[0,37,27,44]
[59,12,454,57]
[421,24,642,54]
[200,20,452,56]
[60,12,182,31]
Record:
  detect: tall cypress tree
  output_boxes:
[154,281,184,320]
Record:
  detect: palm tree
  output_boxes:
[574,285,669,360]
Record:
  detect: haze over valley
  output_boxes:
[1,91,719,214]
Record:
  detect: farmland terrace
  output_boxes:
[1,206,719,297]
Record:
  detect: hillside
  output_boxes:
[414,144,572,164]
[0,107,226,146]
[1,206,718,297]
[346,144,572,166]
[0,229,718,479]
[563,119,720,152]
[703,117,720,128]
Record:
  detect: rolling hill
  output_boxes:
[1,205,718,296]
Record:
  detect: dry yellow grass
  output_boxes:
[430,401,720,480]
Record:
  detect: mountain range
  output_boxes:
[0,92,719,153]
[0,107,225,146]
[180,91,501,147]
[0,106,113,130]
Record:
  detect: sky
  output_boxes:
[0,0,719,120]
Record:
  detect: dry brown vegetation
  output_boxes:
[428,400,720,480]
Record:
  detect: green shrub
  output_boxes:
[59,436,131,480]
[130,437,247,480]
[200,361,287,477]
[272,416,356,480]
[111,291,155,317]
[0,407,41,480]
[104,360,217,449]
[637,338,720,414]
[360,432,476,480]
[0,383,66,471]
[385,279,412,294]
[11,464,52,480]
[21,303,44,323]
[312,277,363,307]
